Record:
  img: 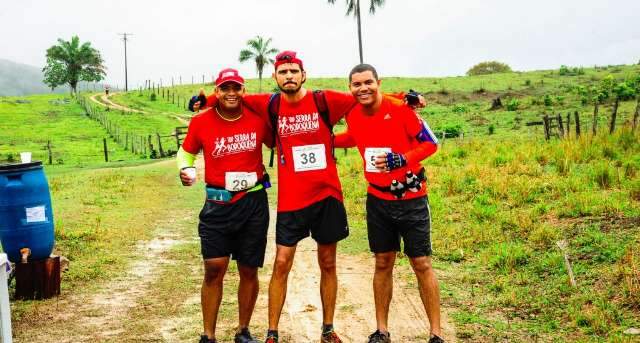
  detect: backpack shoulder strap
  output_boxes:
[267,93,281,167]
[312,90,331,131]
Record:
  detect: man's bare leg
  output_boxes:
[409,256,442,337]
[373,252,396,333]
[202,256,230,340]
[317,242,338,326]
[268,244,297,330]
[237,263,259,330]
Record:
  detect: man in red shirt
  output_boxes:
[334,64,444,343]
[177,68,271,343]
[249,51,352,343]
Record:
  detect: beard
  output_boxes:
[278,81,302,94]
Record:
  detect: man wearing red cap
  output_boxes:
[177,68,272,343]
[335,64,444,343]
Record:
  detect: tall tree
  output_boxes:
[43,36,106,95]
[327,0,385,64]
[239,36,278,92]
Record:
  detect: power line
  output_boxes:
[119,33,133,92]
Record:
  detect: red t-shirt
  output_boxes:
[242,90,355,212]
[181,106,270,203]
[338,98,438,201]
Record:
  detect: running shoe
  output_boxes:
[264,333,278,343]
[320,329,343,343]
[199,335,216,343]
[367,330,391,343]
[235,329,259,343]
[428,334,445,343]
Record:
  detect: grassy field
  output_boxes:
[0,94,145,167]
[3,63,640,341]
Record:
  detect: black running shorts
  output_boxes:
[366,194,432,257]
[198,189,269,267]
[275,196,349,246]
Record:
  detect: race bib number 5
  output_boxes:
[292,144,327,172]
[225,172,258,191]
[364,147,391,173]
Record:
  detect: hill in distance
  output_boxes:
[0,58,68,96]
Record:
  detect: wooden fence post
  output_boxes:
[103,138,108,162]
[156,133,164,157]
[175,127,181,151]
[565,112,571,138]
[543,114,550,141]
[574,111,581,137]
[632,96,639,133]
[592,102,599,135]
[610,97,619,134]
[47,140,53,165]
[557,113,565,138]
[148,135,153,156]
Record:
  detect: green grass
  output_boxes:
[0,94,143,166]
[3,63,640,341]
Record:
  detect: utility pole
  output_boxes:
[119,33,133,91]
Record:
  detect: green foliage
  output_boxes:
[559,65,585,76]
[42,36,106,94]
[543,94,553,106]
[149,93,157,101]
[487,242,530,272]
[613,81,637,101]
[452,104,468,113]
[466,61,513,76]
[506,98,519,111]
[438,123,462,138]
[488,124,496,135]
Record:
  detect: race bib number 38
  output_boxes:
[364,147,391,173]
[292,144,327,172]
[225,172,258,191]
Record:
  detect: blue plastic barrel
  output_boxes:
[0,161,55,263]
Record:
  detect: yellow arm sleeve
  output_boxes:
[176,147,197,171]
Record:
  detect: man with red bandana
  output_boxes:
[254,51,352,343]
[177,68,270,343]
[334,64,445,343]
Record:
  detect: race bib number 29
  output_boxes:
[292,144,327,172]
[225,172,258,191]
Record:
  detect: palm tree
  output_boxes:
[239,36,278,92]
[327,0,385,64]
[43,36,106,95]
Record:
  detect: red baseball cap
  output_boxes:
[274,51,304,71]
[215,68,245,87]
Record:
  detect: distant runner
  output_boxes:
[177,68,271,343]
[335,64,444,343]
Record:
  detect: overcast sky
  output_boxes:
[1,0,639,88]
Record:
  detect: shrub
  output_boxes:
[466,61,513,76]
[593,163,613,189]
[488,124,496,135]
[6,153,16,163]
[438,124,462,138]
[543,94,553,107]
[149,93,157,101]
[506,98,519,111]
[452,104,467,113]
[487,242,530,272]
[559,65,585,76]
[524,79,532,86]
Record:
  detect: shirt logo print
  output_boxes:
[212,132,257,157]
[279,113,320,137]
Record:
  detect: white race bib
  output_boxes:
[225,172,258,191]
[292,144,327,172]
[364,147,391,173]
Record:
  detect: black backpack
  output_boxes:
[267,90,335,167]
